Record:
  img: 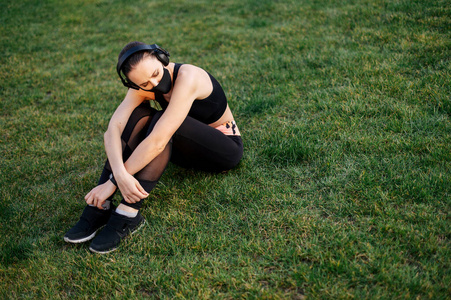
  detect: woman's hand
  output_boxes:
[116,172,149,204]
[85,180,117,209]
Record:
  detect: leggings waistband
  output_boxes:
[215,121,241,136]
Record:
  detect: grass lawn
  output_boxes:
[1,0,450,298]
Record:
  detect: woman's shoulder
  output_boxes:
[172,63,213,99]
[176,63,204,74]
[175,63,210,83]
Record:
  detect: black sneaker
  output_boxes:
[64,205,115,243]
[89,211,145,254]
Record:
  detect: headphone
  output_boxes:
[116,44,170,90]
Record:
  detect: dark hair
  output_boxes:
[118,41,151,77]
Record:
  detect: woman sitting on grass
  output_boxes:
[64,42,243,254]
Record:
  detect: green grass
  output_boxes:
[1,0,450,298]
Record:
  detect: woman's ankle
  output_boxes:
[116,204,139,218]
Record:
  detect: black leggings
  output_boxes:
[98,101,243,209]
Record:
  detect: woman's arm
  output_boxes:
[85,89,149,208]
[104,89,147,176]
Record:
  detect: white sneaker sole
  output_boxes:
[88,245,118,254]
[63,230,98,244]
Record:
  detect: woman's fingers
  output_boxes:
[85,192,93,205]
[124,192,141,203]
[84,182,117,207]
[131,182,149,202]
[136,183,149,198]
[119,176,149,204]
[96,199,105,210]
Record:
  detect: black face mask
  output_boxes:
[140,68,172,94]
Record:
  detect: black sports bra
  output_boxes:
[155,63,228,124]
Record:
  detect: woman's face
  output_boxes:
[127,54,164,91]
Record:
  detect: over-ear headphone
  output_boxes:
[116,44,170,90]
